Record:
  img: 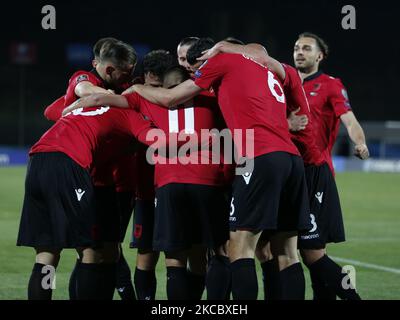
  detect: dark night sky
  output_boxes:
[0,0,399,145]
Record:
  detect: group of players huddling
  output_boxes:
[17,33,369,300]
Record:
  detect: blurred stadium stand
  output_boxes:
[0,0,398,172]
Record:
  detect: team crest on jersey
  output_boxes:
[194,69,202,78]
[194,60,208,78]
[76,74,89,83]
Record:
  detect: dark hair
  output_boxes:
[164,65,190,83]
[93,37,119,58]
[178,36,200,48]
[298,32,329,59]
[186,37,215,65]
[143,50,176,81]
[98,40,138,69]
[223,37,245,45]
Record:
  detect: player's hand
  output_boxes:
[197,43,223,61]
[354,144,369,160]
[107,89,115,94]
[62,101,81,117]
[288,108,308,131]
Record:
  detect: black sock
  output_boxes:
[28,263,54,300]
[116,254,136,300]
[231,259,258,300]
[187,271,205,300]
[279,262,305,300]
[76,263,116,300]
[261,259,280,301]
[68,259,80,300]
[134,268,157,300]
[206,255,231,300]
[309,267,336,300]
[309,255,361,300]
[166,267,188,300]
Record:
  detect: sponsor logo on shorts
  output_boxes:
[75,188,85,201]
[315,192,324,204]
[300,233,320,240]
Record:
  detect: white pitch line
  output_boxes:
[331,256,400,275]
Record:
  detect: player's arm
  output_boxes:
[132,79,203,108]
[74,81,113,97]
[44,96,66,121]
[281,64,310,132]
[62,93,129,116]
[198,41,286,81]
[340,111,370,160]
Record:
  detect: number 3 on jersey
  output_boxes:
[267,71,285,104]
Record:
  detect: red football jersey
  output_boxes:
[282,64,325,166]
[64,70,106,107]
[30,106,156,170]
[44,96,66,121]
[113,153,137,193]
[125,92,225,189]
[302,71,352,173]
[194,53,299,159]
[44,70,137,189]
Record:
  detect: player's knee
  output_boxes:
[270,232,300,269]
[137,251,160,270]
[79,247,101,264]
[228,230,259,262]
[165,251,187,268]
[214,241,229,257]
[255,241,273,263]
[300,249,325,266]
[35,248,61,266]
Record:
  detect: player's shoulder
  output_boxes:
[68,70,98,85]
[321,73,345,85]
[320,73,347,91]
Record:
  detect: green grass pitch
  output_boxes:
[0,166,399,300]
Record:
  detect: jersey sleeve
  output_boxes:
[44,95,66,121]
[282,64,310,114]
[194,54,225,90]
[126,109,157,145]
[329,78,352,118]
[64,71,100,106]
[124,92,141,111]
[282,64,324,165]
